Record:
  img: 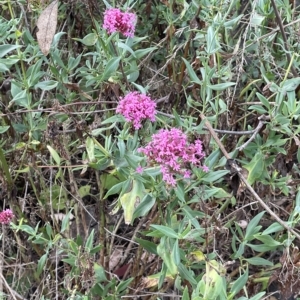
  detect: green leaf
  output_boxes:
[178,263,198,287]
[45,223,52,238]
[262,222,284,235]
[201,186,231,200]
[0,126,10,134]
[85,229,95,252]
[102,57,121,80]
[207,82,236,91]
[224,15,243,28]
[150,225,179,239]
[256,92,270,110]
[35,80,58,90]
[182,286,190,300]
[11,90,29,109]
[250,12,265,26]
[202,170,229,183]
[104,181,127,198]
[249,292,266,300]
[47,145,61,165]
[206,25,221,54]
[174,183,185,202]
[131,82,147,94]
[94,263,107,283]
[245,257,273,266]
[75,32,98,46]
[0,44,22,58]
[116,277,134,293]
[68,240,79,255]
[182,57,201,85]
[120,179,147,224]
[180,221,193,238]
[280,77,300,92]
[62,257,76,266]
[253,234,282,247]
[117,139,126,158]
[157,237,178,275]
[233,242,245,259]
[230,267,248,297]
[134,47,157,59]
[244,152,265,185]
[117,41,135,57]
[100,115,123,125]
[61,210,73,233]
[86,137,95,162]
[144,166,161,178]
[90,244,102,254]
[78,185,91,198]
[249,105,268,114]
[0,63,9,72]
[244,211,265,240]
[37,253,48,277]
[296,189,300,207]
[133,194,155,220]
[247,243,278,252]
[172,239,180,265]
[135,238,158,255]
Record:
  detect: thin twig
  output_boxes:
[0,272,26,300]
[270,0,298,77]
[237,115,270,151]
[200,112,300,242]
[158,111,261,135]
[247,18,300,48]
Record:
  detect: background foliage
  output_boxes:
[1,0,300,299]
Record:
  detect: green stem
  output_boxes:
[0,147,12,187]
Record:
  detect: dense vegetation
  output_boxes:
[1,0,300,299]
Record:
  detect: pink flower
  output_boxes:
[116,92,156,129]
[139,128,208,186]
[0,209,14,225]
[136,166,143,174]
[103,8,137,37]
[202,165,209,172]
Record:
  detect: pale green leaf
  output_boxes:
[47,145,61,165]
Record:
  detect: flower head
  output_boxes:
[103,8,137,37]
[139,128,207,186]
[136,166,144,174]
[116,92,156,129]
[0,209,14,225]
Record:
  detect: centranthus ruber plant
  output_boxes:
[103,8,137,37]
[139,128,208,186]
[116,91,156,130]
[0,209,14,225]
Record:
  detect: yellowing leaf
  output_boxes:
[36,0,58,55]
[140,273,174,288]
[191,250,206,262]
[201,260,227,299]
[120,179,146,224]
[157,240,178,276]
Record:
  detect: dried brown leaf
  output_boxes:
[36,0,58,55]
[109,248,124,271]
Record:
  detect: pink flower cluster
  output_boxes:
[116,92,156,130]
[0,209,14,224]
[103,8,137,37]
[139,128,208,186]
